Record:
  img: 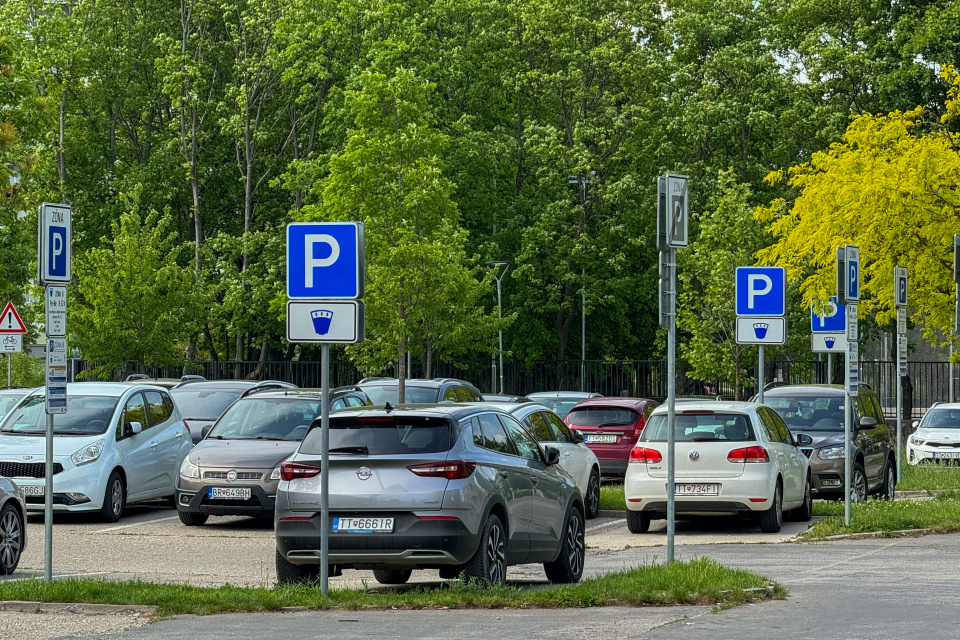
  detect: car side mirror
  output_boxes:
[912,420,920,428]
[130,421,143,435]
[795,433,812,447]
[544,445,561,466]
[858,416,877,431]
[201,424,214,439]
[572,429,585,444]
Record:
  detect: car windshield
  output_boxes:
[920,408,960,429]
[567,407,639,427]
[642,413,756,442]
[765,395,845,431]
[534,399,582,419]
[0,394,27,417]
[358,385,439,404]
[171,387,244,420]
[300,416,454,455]
[207,397,321,440]
[0,394,119,436]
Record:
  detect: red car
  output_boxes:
[565,398,658,477]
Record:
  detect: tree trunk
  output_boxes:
[397,335,406,404]
[424,343,432,380]
[203,323,219,362]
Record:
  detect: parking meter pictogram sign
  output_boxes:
[287,222,364,299]
[735,267,786,317]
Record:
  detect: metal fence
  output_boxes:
[76,357,954,418]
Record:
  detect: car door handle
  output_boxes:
[175,432,182,439]
[150,442,158,448]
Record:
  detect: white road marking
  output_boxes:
[586,518,626,533]
[4,572,109,582]
[93,515,179,534]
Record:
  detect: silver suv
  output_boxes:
[274,404,586,586]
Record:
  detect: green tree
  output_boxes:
[300,68,497,398]
[71,190,200,377]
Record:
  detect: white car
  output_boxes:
[499,402,602,519]
[0,383,192,522]
[908,404,960,464]
[624,401,812,533]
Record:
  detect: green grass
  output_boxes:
[0,559,782,616]
[599,483,625,511]
[802,491,960,539]
[897,461,960,491]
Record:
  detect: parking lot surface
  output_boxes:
[9,507,816,588]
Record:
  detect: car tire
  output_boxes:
[275,549,319,585]
[543,506,585,584]
[372,569,412,585]
[0,503,24,575]
[880,460,896,501]
[585,470,600,520]
[461,512,507,585]
[178,510,208,526]
[626,509,651,533]
[759,482,783,533]
[851,463,868,503]
[438,566,460,580]
[789,475,813,522]
[99,471,125,523]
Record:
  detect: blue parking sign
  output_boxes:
[845,245,860,302]
[735,267,786,317]
[287,222,365,299]
[811,297,845,333]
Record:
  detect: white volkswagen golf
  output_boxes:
[624,402,812,533]
[0,383,192,522]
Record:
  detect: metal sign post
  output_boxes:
[841,245,860,526]
[657,174,687,564]
[286,221,365,595]
[895,267,908,481]
[38,202,72,584]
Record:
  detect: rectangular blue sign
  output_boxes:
[286,222,364,299]
[735,267,786,317]
[47,225,68,278]
[811,297,846,333]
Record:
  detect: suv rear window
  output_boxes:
[359,385,439,404]
[301,416,456,455]
[567,407,639,427]
[642,413,755,442]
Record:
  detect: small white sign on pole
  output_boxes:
[1,335,22,353]
[897,307,907,335]
[847,342,859,395]
[897,336,908,377]
[811,333,847,353]
[286,301,365,343]
[846,303,859,342]
[45,286,67,338]
[735,316,787,344]
[45,338,67,414]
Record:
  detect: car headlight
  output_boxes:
[817,446,845,460]
[71,440,104,467]
[910,436,925,446]
[270,467,281,480]
[180,457,200,479]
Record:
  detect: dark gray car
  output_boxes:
[760,385,896,502]
[0,476,26,575]
[274,404,585,586]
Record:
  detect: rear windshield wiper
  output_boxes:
[329,446,369,454]
[595,422,629,428]
[690,436,719,442]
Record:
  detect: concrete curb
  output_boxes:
[719,585,777,598]
[819,528,935,541]
[0,601,156,615]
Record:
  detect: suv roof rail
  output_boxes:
[179,374,206,383]
[358,377,394,384]
[762,380,790,391]
[241,382,294,398]
[125,374,149,381]
[931,401,942,409]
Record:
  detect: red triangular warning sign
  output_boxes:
[0,303,27,334]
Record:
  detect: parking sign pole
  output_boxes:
[665,246,676,565]
[758,345,765,403]
[320,343,330,596]
[827,353,832,385]
[44,413,53,582]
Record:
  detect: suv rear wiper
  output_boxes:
[329,446,369,454]
[595,422,629,428]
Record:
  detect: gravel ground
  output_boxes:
[0,609,151,640]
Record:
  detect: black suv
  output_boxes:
[357,378,484,404]
[759,385,896,501]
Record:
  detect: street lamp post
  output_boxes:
[487,261,510,394]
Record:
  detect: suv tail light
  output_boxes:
[633,416,647,438]
[629,447,663,464]
[727,446,770,463]
[280,461,321,481]
[407,460,477,479]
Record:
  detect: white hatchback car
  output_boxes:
[499,402,602,519]
[908,404,960,464]
[624,402,812,533]
[0,383,192,522]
